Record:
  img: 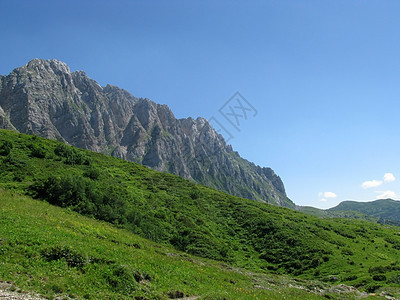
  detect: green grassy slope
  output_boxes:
[0,189,338,299]
[0,129,400,298]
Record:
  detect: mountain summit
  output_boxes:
[0,59,293,207]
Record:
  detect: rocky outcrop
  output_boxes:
[0,59,294,208]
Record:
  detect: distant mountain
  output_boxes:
[0,59,293,207]
[296,205,377,221]
[328,199,400,226]
[297,199,400,226]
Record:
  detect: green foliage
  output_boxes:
[0,140,12,155]
[1,129,400,298]
[54,143,91,165]
[2,154,26,169]
[365,283,381,293]
[30,175,128,225]
[369,265,391,274]
[0,188,345,299]
[83,166,101,180]
[341,248,354,256]
[29,143,47,158]
[388,274,400,284]
[328,199,400,225]
[103,264,138,293]
[41,245,87,268]
[372,274,387,281]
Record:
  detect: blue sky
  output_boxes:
[1,0,400,208]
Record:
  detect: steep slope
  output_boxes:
[0,59,293,207]
[1,129,400,298]
[0,189,370,300]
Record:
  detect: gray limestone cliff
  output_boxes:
[0,59,294,208]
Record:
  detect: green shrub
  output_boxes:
[0,140,12,155]
[30,175,129,225]
[2,155,26,172]
[341,248,354,256]
[83,166,101,180]
[393,244,400,250]
[369,265,391,274]
[343,275,358,281]
[170,231,191,251]
[372,274,387,281]
[190,189,200,200]
[41,246,87,268]
[388,274,400,284]
[54,144,90,165]
[103,264,138,293]
[29,144,47,158]
[365,283,381,293]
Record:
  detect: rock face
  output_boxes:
[0,59,294,208]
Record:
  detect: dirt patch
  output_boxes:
[0,281,45,300]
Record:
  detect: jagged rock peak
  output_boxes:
[25,58,72,74]
[0,59,295,208]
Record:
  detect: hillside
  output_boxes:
[328,199,400,226]
[1,189,372,300]
[297,206,379,222]
[298,200,400,226]
[0,58,293,208]
[1,129,400,298]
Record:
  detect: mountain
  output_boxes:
[328,199,400,226]
[0,59,293,208]
[296,205,378,221]
[297,199,400,226]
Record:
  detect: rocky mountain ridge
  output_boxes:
[0,59,293,207]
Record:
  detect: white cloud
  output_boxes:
[318,192,337,202]
[375,190,397,199]
[362,180,383,189]
[323,192,337,198]
[384,173,395,183]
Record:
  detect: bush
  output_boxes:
[2,155,26,169]
[103,264,138,293]
[372,274,387,281]
[41,246,87,268]
[388,274,400,284]
[29,144,46,158]
[30,175,128,225]
[31,175,94,208]
[343,275,358,281]
[54,144,90,165]
[170,231,191,251]
[341,248,354,256]
[0,141,12,156]
[369,265,391,274]
[83,166,101,180]
[393,244,400,250]
[190,189,200,200]
[365,283,381,293]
